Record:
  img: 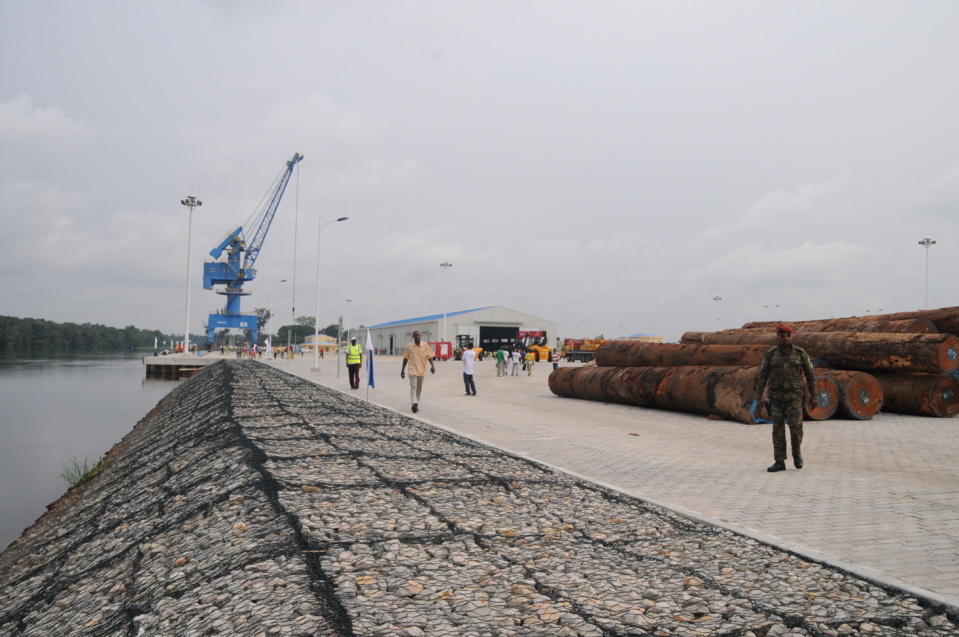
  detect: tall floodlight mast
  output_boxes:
[440,262,452,342]
[203,153,303,346]
[181,195,202,353]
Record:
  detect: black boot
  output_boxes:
[767,460,786,472]
[794,456,803,469]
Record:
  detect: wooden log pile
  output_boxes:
[548,307,959,421]
[679,331,959,375]
[548,365,767,424]
[549,342,840,424]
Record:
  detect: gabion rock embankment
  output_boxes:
[0,360,956,636]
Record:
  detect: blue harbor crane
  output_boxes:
[203,153,303,346]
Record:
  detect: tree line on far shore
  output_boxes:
[0,316,173,353]
[0,313,349,354]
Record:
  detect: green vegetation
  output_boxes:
[60,456,105,488]
[0,315,175,354]
[270,319,339,345]
[0,313,342,353]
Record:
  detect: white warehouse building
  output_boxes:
[363,306,558,356]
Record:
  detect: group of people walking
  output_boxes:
[345,325,811,476]
[395,323,817,475]
[396,335,551,412]
[494,347,536,377]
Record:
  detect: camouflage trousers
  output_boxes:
[769,394,803,461]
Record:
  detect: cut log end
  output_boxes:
[805,376,839,421]
[839,372,883,420]
[930,376,959,418]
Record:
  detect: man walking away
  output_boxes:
[754,324,817,472]
[401,330,436,413]
[346,337,362,390]
[511,349,521,376]
[462,346,477,396]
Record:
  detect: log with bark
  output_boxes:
[595,341,770,368]
[871,372,959,418]
[745,307,959,337]
[548,365,839,424]
[740,317,936,334]
[679,331,959,374]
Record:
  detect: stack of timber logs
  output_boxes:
[744,306,959,337]
[548,306,959,422]
[679,331,959,374]
[547,364,774,424]
[549,341,841,424]
[741,317,936,334]
[680,330,959,418]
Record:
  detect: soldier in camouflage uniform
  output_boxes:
[754,324,817,472]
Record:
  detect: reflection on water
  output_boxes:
[0,353,180,550]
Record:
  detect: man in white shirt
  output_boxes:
[462,347,477,396]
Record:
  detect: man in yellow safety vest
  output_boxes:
[346,337,362,389]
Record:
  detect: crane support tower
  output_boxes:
[203,153,303,346]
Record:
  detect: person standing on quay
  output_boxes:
[524,349,536,376]
[511,348,521,376]
[346,337,362,390]
[462,346,477,396]
[401,330,436,413]
[754,324,817,473]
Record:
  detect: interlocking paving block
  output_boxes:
[1,360,955,637]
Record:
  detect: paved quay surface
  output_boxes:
[2,358,957,636]
[263,351,959,612]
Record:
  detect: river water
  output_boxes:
[0,353,180,551]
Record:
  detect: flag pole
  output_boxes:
[365,328,375,400]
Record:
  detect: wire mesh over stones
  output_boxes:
[4,359,958,637]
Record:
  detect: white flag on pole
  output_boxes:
[365,329,375,388]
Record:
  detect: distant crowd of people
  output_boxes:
[199,343,335,360]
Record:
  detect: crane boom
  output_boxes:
[203,153,303,346]
[244,153,302,271]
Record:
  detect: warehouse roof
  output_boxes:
[367,306,495,329]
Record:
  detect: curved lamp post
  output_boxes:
[919,236,936,310]
[345,298,353,343]
[312,217,349,371]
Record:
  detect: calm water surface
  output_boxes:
[0,353,180,550]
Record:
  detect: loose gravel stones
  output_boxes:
[0,360,956,636]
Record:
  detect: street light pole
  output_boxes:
[269,279,287,347]
[919,236,936,310]
[345,298,353,343]
[336,315,343,378]
[313,216,349,371]
[713,295,722,322]
[180,195,202,354]
[440,262,452,342]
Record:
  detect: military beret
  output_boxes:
[776,324,794,334]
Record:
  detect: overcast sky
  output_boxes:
[3,1,958,344]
